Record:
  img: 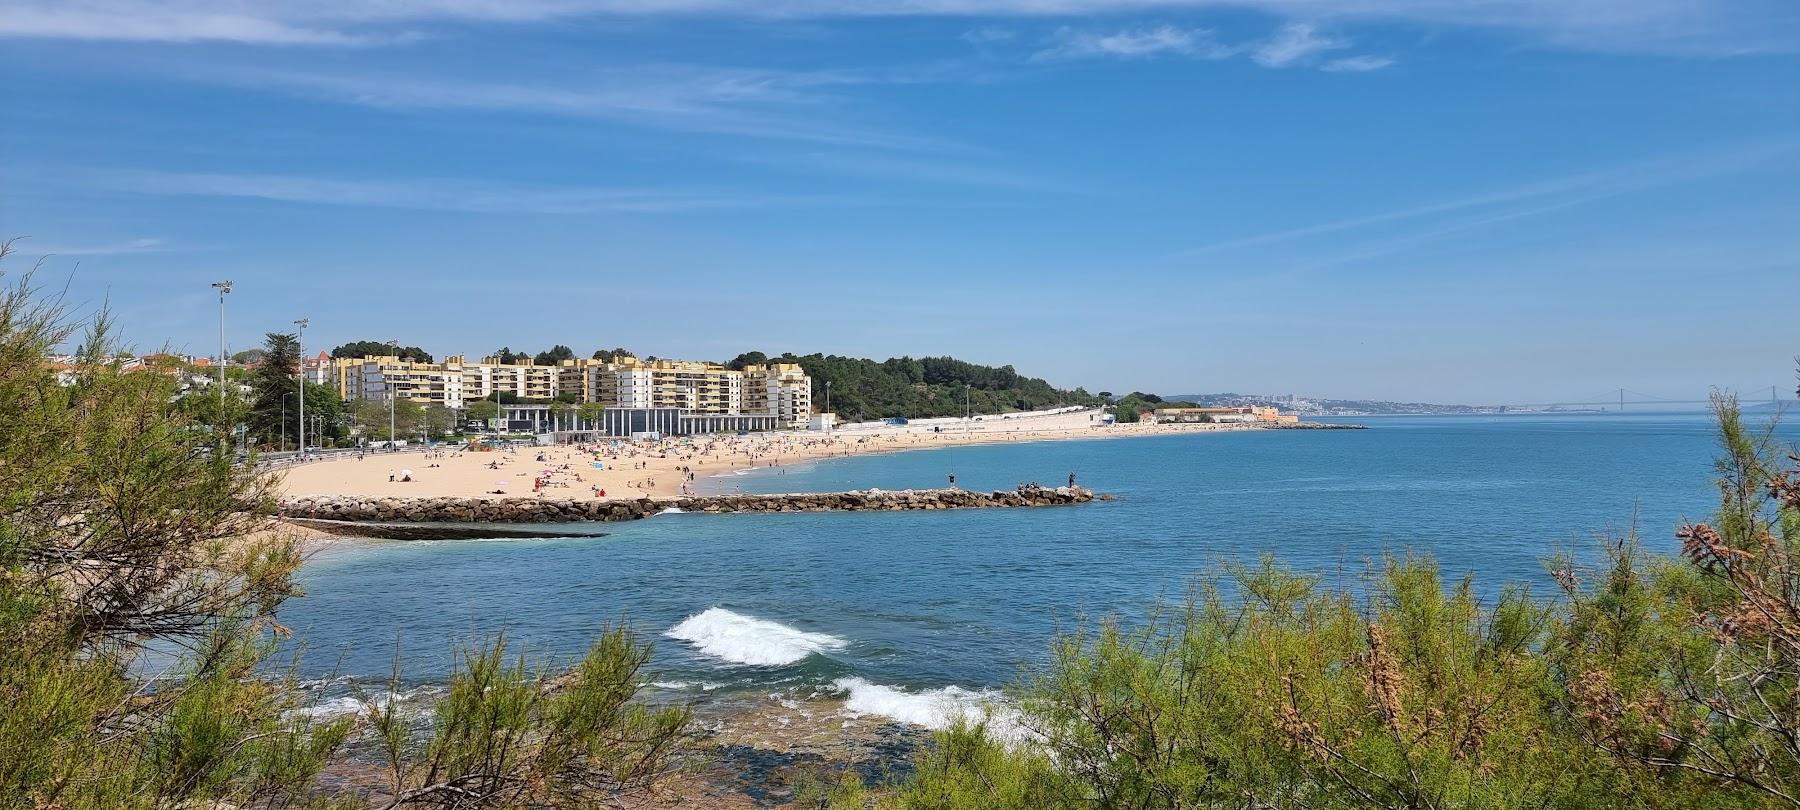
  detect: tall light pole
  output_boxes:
[294,318,309,457]
[824,379,831,435]
[388,339,399,448]
[210,281,232,411]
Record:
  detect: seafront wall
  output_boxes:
[278,485,1102,524]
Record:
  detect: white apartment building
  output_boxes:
[331,352,815,429]
[336,356,466,408]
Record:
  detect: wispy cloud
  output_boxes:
[10,237,175,256]
[184,64,964,152]
[1037,24,1235,60]
[732,151,1064,191]
[1322,54,1396,72]
[4,1,1790,56]
[1168,137,1800,260]
[961,27,1017,45]
[77,169,870,214]
[1250,22,1344,67]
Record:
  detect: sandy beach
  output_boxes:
[277,408,1265,501]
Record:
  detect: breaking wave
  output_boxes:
[665,608,847,667]
[833,677,1030,742]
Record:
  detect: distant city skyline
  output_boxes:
[2,1,1796,403]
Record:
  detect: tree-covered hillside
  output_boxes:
[744,352,1100,421]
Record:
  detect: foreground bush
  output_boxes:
[0,243,690,808]
[839,389,1800,810]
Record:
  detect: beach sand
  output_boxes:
[277,408,1258,501]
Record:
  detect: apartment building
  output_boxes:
[466,356,562,402]
[334,355,466,408]
[741,363,813,427]
[332,352,815,429]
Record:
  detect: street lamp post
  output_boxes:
[388,339,399,448]
[824,380,831,435]
[210,281,232,411]
[294,318,308,457]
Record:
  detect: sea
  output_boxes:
[279,411,1796,735]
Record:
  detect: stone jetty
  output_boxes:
[279,485,1104,525]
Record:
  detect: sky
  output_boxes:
[2,1,1797,405]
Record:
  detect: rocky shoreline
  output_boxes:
[278,484,1105,525]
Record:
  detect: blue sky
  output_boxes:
[2,1,1797,404]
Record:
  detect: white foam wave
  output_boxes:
[649,680,727,692]
[833,677,1033,744]
[295,696,365,720]
[658,507,685,515]
[832,677,1000,729]
[293,686,433,720]
[665,608,846,667]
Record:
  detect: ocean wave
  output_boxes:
[294,696,367,720]
[648,680,724,691]
[292,685,435,720]
[665,608,846,667]
[833,677,1029,741]
[658,507,685,515]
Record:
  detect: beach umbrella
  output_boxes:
[399,469,414,477]
[495,480,509,489]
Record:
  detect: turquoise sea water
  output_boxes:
[281,412,1796,718]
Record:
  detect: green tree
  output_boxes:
[591,347,633,362]
[0,242,694,807]
[534,344,576,365]
[331,340,432,363]
[729,350,768,370]
[351,398,425,442]
[247,331,301,449]
[302,380,347,444]
[1551,393,1800,806]
[578,401,606,429]
[0,243,347,807]
[423,404,455,440]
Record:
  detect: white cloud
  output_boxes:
[77,169,868,214]
[961,26,1017,44]
[1038,24,1235,60]
[734,151,1063,191]
[10,237,174,256]
[1251,21,1344,67]
[195,65,962,151]
[1168,136,1800,259]
[1,0,1790,56]
[1322,54,1395,72]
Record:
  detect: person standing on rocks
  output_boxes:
[948,473,956,488]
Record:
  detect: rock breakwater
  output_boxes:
[279,485,1102,525]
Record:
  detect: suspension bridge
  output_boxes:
[1500,384,1795,412]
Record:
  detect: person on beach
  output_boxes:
[388,469,395,482]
